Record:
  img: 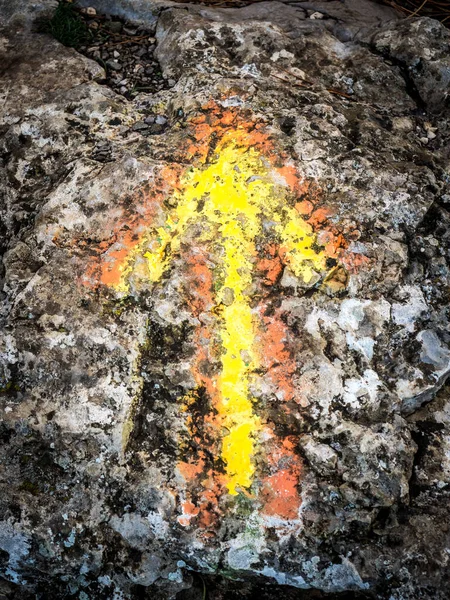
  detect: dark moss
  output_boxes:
[39,2,93,48]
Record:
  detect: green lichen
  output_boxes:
[19,480,40,496]
[235,492,255,517]
[0,381,21,394]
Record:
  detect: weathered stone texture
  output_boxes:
[0,1,449,599]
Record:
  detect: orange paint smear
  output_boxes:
[307,205,371,273]
[82,167,183,290]
[276,165,299,191]
[175,246,224,532]
[179,475,223,533]
[295,200,314,217]
[186,101,274,165]
[178,458,205,481]
[196,472,224,532]
[258,244,283,286]
[258,305,296,403]
[182,247,215,317]
[178,500,200,526]
[261,435,302,520]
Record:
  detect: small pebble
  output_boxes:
[392,117,414,133]
[132,121,149,131]
[424,122,437,140]
[106,60,122,72]
[310,11,324,19]
[424,121,437,132]
[155,115,167,125]
[67,7,169,100]
[106,21,123,34]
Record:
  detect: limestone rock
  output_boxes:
[0,0,57,27]
[0,1,449,599]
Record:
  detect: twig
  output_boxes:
[279,65,313,85]
[272,73,311,88]
[272,72,354,100]
[326,88,354,99]
[408,0,428,17]
[378,0,450,24]
[104,35,150,48]
[199,574,207,600]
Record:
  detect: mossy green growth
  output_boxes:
[41,2,92,48]
[235,491,255,517]
[19,480,40,496]
[102,295,137,319]
[0,380,20,394]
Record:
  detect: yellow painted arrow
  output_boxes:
[105,137,328,495]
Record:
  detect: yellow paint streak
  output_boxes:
[176,144,264,494]
[276,206,327,282]
[107,135,328,495]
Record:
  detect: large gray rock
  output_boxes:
[76,0,400,31]
[367,17,450,113]
[0,0,57,27]
[76,0,162,25]
[1,1,449,599]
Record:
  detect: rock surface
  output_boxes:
[0,0,57,27]
[1,1,450,599]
